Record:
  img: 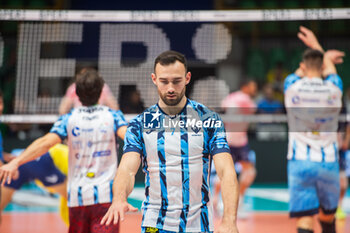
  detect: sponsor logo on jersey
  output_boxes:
[79,106,104,113]
[82,115,99,121]
[86,172,95,178]
[45,174,59,183]
[301,98,320,103]
[72,127,80,137]
[72,127,94,137]
[145,227,159,233]
[191,125,201,134]
[93,150,111,157]
[291,95,321,104]
[75,153,90,159]
[291,95,300,104]
[327,94,337,105]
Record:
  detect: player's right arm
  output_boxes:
[297,26,345,76]
[0,133,61,185]
[0,113,69,185]
[298,26,324,52]
[100,151,140,225]
[101,116,143,225]
[58,84,75,115]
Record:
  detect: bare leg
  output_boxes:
[47,180,67,199]
[238,161,256,197]
[297,216,314,231]
[0,186,16,225]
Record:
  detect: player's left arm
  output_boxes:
[213,153,239,233]
[323,50,345,77]
[116,126,127,140]
[0,133,62,185]
[110,109,128,140]
[208,112,239,233]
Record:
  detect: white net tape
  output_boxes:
[0,9,350,22]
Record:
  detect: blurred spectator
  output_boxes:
[257,83,284,114]
[256,84,286,141]
[214,79,257,219]
[58,67,118,115]
[266,62,289,102]
[121,89,145,114]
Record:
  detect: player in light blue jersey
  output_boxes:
[0,68,128,233]
[101,50,239,233]
[284,26,345,233]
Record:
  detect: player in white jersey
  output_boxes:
[59,67,119,115]
[284,26,345,233]
[101,50,239,233]
[0,68,128,233]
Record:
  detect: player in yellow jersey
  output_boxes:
[0,144,69,225]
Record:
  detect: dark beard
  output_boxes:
[159,88,186,106]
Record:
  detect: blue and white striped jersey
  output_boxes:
[284,73,343,162]
[50,105,128,207]
[124,99,230,232]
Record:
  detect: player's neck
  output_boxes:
[304,70,321,78]
[158,96,187,115]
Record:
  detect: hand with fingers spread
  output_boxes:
[322,49,345,77]
[100,200,138,226]
[298,26,324,52]
[0,160,19,186]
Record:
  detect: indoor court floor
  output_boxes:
[1,186,349,233]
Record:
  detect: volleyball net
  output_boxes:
[0,8,350,124]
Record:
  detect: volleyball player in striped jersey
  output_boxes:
[0,68,128,233]
[101,50,239,233]
[284,26,345,233]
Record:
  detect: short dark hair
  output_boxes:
[154,50,187,72]
[302,48,324,70]
[75,68,104,106]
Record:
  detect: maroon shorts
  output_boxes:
[69,203,119,233]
